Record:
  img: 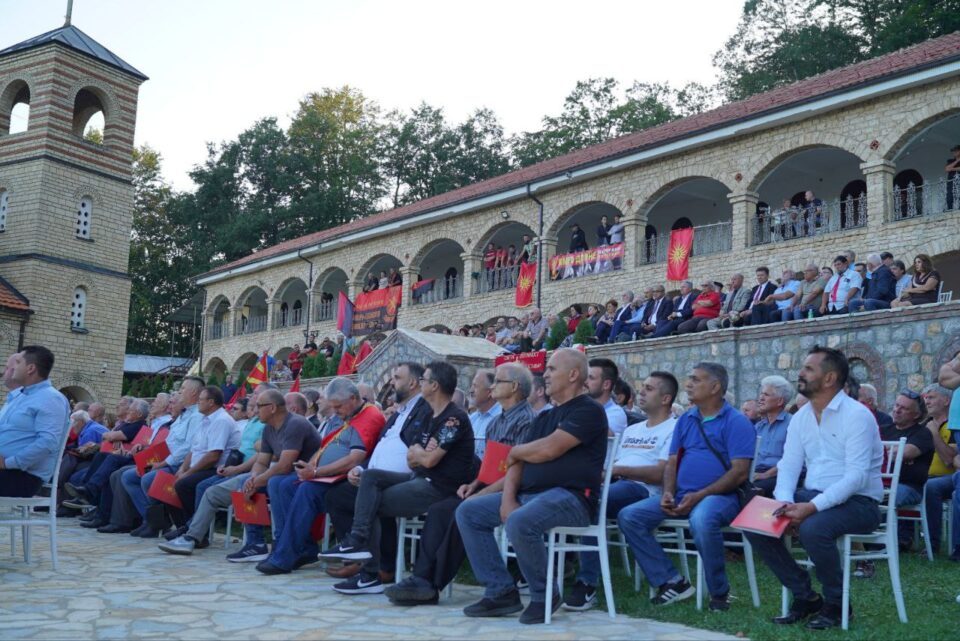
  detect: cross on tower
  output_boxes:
[65,0,74,26]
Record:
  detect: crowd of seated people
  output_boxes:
[5,337,960,630]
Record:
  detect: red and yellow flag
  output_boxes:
[515,261,537,308]
[666,227,694,281]
[245,351,271,387]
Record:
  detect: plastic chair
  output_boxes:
[779,437,908,630]
[395,514,452,598]
[544,434,621,623]
[0,423,72,570]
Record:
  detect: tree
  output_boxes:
[572,318,595,346]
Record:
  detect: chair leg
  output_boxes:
[695,554,703,611]
[675,528,690,580]
[920,499,933,561]
[225,506,234,550]
[841,537,851,631]
[395,518,406,581]
[9,524,15,557]
[545,532,556,625]
[888,537,908,623]
[781,585,790,617]
[597,537,617,619]
[742,536,760,608]
[49,516,58,571]
[634,560,642,592]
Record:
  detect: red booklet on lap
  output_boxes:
[147,470,183,508]
[478,441,512,485]
[134,441,170,476]
[231,492,271,526]
[307,474,347,484]
[730,495,791,538]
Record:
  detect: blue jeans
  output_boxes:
[924,475,955,551]
[618,493,740,597]
[791,304,820,320]
[848,298,891,312]
[456,488,590,603]
[578,480,649,586]
[745,490,879,607]
[953,472,960,549]
[265,472,300,543]
[267,479,332,570]
[84,454,130,504]
[126,464,176,518]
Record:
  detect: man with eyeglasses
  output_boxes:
[321,361,475,596]
[385,362,536,606]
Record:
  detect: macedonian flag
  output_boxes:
[666,227,694,281]
[245,351,271,387]
[515,261,537,308]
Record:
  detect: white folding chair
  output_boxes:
[779,438,908,630]
[544,434,621,623]
[0,423,72,570]
[396,514,453,597]
[207,505,237,548]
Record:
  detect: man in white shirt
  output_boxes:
[469,369,502,456]
[586,358,628,436]
[564,371,678,611]
[820,255,863,315]
[745,346,882,630]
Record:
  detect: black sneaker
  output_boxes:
[463,590,523,617]
[709,592,731,612]
[226,543,269,563]
[385,575,437,603]
[562,580,597,611]
[519,593,562,625]
[515,577,529,594]
[773,594,823,625]
[332,572,384,595]
[651,578,695,606]
[61,497,92,510]
[255,559,290,575]
[78,508,100,522]
[293,553,319,570]
[806,602,849,630]
[64,482,88,500]
[319,534,373,561]
[164,525,188,541]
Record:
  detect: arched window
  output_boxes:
[76,197,92,239]
[279,302,289,327]
[839,179,868,228]
[71,287,87,330]
[893,169,924,218]
[73,88,107,142]
[292,299,303,325]
[4,80,31,134]
[0,190,8,232]
[644,224,658,264]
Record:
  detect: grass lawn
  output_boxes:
[599,549,958,640]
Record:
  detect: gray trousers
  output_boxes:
[187,473,248,541]
[109,465,139,527]
[351,469,446,574]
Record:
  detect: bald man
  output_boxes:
[456,349,609,624]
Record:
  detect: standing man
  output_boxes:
[752,376,794,496]
[569,224,588,253]
[0,346,70,497]
[587,358,628,436]
[469,370,502,458]
[617,362,755,611]
[221,375,238,405]
[456,348,608,624]
[745,346,882,630]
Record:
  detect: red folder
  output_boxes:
[134,441,170,476]
[310,514,326,542]
[730,495,791,538]
[147,470,183,508]
[231,492,272,526]
[478,441,512,485]
[128,426,153,450]
[99,440,119,453]
[307,474,347,484]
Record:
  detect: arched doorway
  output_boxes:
[275,278,308,329]
[235,287,268,335]
[474,222,536,294]
[314,268,348,322]
[60,385,94,405]
[890,112,960,218]
[412,239,465,305]
[644,178,732,262]
[355,254,403,294]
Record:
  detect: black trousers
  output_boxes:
[109,464,140,527]
[170,469,218,526]
[325,480,397,573]
[0,469,43,497]
[412,495,466,590]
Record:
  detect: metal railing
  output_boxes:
[314,300,335,322]
[236,314,268,335]
[210,320,225,340]
[892,177,960,221]
[412,275,462,305]
[478,264,521,294]
[277,306,304,329]
[751,194,867,246]
[642,221,733,263]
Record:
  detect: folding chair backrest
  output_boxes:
[748,435,761,482]
[594,434,622,526]
[46,416,74,489]
[879,438,907,531]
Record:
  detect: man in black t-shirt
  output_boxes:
[456,348,608,625]
[881,391,934,547]
[320,361,474,595]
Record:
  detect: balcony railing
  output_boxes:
[412,275,462,305]
[278,307,304,328]
[209,320,226,340]
[892,177,960,221]
[751,195,867,246]
[478,264,520,294]
[643,221,733,263]
[314,300,335,322]
[236,314,268,335]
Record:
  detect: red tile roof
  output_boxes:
[0,277,30,313]
[202,32,960,279]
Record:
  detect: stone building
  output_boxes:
[0,23,147,406]
[198,33,960,383]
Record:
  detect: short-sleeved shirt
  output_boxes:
[950,390,960,431]
[316,424,367,467]
[239,417,266,461]
[670,403,756,499]
[470,404,502,457]
[824,268,863,311]
[118,419,146,442]
[77,420,108,446]
[615,417,677,495]
[773,280,801,310]
[603,398,628,436]
[797,277,826,303]
[260,413,322,463]
[483,250,497,269]
[410,403,475,493]
[755,411,791,469]
[880,422,934,490]
[928,420,955,477]
[189,407,240,467]
[520,395,609,506]
[691,291,721,319]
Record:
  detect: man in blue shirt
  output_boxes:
[0,346,70,497]
[618,362,755,611]
[469,370,502,458]
[752,375,794,497]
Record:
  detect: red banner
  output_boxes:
[351,285,402,336]
[495,350,547,373]
[666,227,693,281]
[515,261,536,308]
[548,243,624,280]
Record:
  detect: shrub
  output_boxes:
[572,317,595,345]
[545,318,569,350]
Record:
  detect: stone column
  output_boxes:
[621,213,643,270]
[537,238,558,287]
[728,191,759,250]
[266,298,281,330]
[861,160,896,226]
[400,265,419,309]
[230,306,243,336]
[202,312,215,342]
[460,252,481,297]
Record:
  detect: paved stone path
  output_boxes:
[0,522,735,640]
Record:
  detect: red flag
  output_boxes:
[355,341,373,368]
[666,227,694,281]
[337,351,356,376]
[290,375,300,392]
[337,292,354,338]
[225,384,247,410]
[245,351,271,387]
[515,261,536,307]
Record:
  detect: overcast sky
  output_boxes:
[3,0,744,189]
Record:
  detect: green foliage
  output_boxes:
[84,127,103,144]
[572,318,595,345]
[545,318,569,351]
[300,354,327,379]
